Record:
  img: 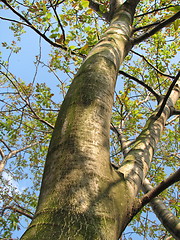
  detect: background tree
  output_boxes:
[0,0,180,239]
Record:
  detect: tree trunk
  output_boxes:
[20,1,139,239]
[20,1,180,239]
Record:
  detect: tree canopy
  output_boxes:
[0,0,180,239]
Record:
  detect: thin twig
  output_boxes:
[0,139,12,152]
[0,141,40,173]
[0,70,54,129]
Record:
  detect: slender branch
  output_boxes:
[0,141,40,173]
[133,11,180,45]
[0,148,5,158]
[1,206,33,219]
[52,0,66,8]
[1,0,61,47]
[166,115,179,125]
[140,168,180,208]
[119,70,160,101]
[48,0,65,42]
[156,71,180,118]
[0,111,52,134]
[133,20,162,32]
[0,139,12,152]
[29,38,40,84]
[135,5,180,18]
[110,123,134,157]
[7,141,40,158]
[131,50,175,79]
[0,16,30,27]
[0,98,51,127]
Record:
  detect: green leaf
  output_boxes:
[174,19,180,31]
[169,6,180,12]
[49,33,58,39]
[81,0,89,8]
[42,5,47,14]
[99,5,106,13]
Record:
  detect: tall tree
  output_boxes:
[0,0,180,239]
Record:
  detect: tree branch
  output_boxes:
[156,71,180,118]
[0,139,12,152]
[135,5,180,18]
[1,206,33,219]
[140,178,180,240]
[131,50,175,79]
[118,79,180,197]
[140,168,180,208]
[0,16,30,27]
[130,169,180,240]
[133,11,180,45]
[119,70,160,101]
[110,123,134,157]
[0,141,40,174]
[0,148,5,158]
[133,20,163,32]
[166,115,179,125]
